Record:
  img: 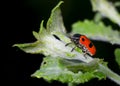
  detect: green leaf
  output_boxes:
[47,1,66,34]
[14,1,120,85]
[72,20,120,45]
[114,48,120,67]
[13,41,44,54]
[114,2,120,7]
[33,31,39,40]
[46,1,68,42]
[13,2,93,63]
[60,58,102,72]
[32,57,106,84]
[90,0,120,26]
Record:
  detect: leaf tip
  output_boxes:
[12,44,17,47]
[52,1,64,12]
[39,20,44,34]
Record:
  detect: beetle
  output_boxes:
[66,34,96,56]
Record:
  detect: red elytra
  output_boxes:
[79,35,96,56]
[66,34,96,56]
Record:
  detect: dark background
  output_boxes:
[7,0,120,86]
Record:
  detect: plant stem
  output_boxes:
[99,64,120,85]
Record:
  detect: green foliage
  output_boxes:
[14,1,120,86]
[13,1,92,63]
[114,48,120,67]
[90,0,120,26]
[32,57,106,84]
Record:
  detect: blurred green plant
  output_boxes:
[90,0,120,26]
[14,0,120,86]
[115,48,120,67]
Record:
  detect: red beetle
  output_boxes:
[66,34,96,56]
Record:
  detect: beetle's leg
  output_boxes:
[65,42,76,52]
[83,52,87,58]
[81,48,88,58]
[71,47,76,52]
[65,42,72,46]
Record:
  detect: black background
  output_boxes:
[7,0,120,86]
